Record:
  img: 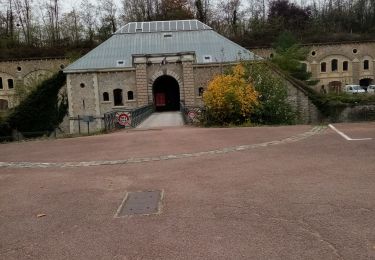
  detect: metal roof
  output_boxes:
[64,20,260,72]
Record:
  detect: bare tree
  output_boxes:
[44,0,60,45]
[121,0,158,22]
[13,0,33,45]
[80,0,97,43]
[60,8,82,46]
[99,0,117,33]
[96,0,118,41]
[194,0,210,23]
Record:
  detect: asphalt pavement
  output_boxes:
[1,122,375,260]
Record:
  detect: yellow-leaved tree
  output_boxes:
[203,64,259,125]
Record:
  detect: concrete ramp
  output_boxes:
[137,112,184,128]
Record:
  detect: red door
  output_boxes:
[155,93,166,107]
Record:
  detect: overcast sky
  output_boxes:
[60,0,311,12]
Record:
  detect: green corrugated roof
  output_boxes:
[64,20,260,72]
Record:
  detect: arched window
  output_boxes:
[7,79,14,89]
[321,62,326,72]
[331,59,338,71]
[0,77,3,89]
[198,87,204,96]
[113,89,123,106]
[0,99,8,110]
[127,91,134,100]
[364,60,369,70]
[343,61,348,71]
[103,92,109,101]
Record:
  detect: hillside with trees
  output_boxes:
[0,0,375,59]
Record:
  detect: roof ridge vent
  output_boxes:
[115,20,212,34]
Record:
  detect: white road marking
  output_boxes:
[328,124,372,141]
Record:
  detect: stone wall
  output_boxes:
[334,104,375,122]
[283,77,321,124]
[67,70,137,133]
[193,64,227,106]
[67,73,100,134]
[97,70,137,113]
[0,58,68,110]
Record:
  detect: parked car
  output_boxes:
[367,85,375,93]
[343,85,366,94]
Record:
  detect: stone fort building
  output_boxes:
[253,41,375,93]
[1,20,374,132]
[63,20,259,133]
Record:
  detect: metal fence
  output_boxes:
[104,104,154,131]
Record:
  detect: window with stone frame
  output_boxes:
[103,92,109,101]
[0,77,3,89]
[113,89,123,106]
[127,91,134,100]
[343,61,349,71]
[364,60,369,70]
[321,62,326,72]
[331,59,338,72]
[198,87,204,96]
[8,79,14,89]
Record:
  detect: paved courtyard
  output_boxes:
[0,123,375,259]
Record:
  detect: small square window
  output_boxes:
[203,55,212,63]
[163,33,173,38]
[116,60,125,67]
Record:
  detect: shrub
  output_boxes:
[203,64,259,125]
[271,32,318,85]
[244,62,297,125]
[0,71,67,137]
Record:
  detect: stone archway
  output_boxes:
[152,75,180,111]
[359,77,373,88]
[149,70,183,87]
[23,70,53,88]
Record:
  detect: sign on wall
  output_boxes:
[116,112,131,127]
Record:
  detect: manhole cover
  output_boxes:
[116,190,163,217]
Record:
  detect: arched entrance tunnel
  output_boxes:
[360,78,373,88]
[153,75,180,111]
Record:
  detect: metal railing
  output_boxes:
[104,104,154,131]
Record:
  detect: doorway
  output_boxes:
[360,78,373,87]
[328,81,342,94]
[152,75,180,111]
